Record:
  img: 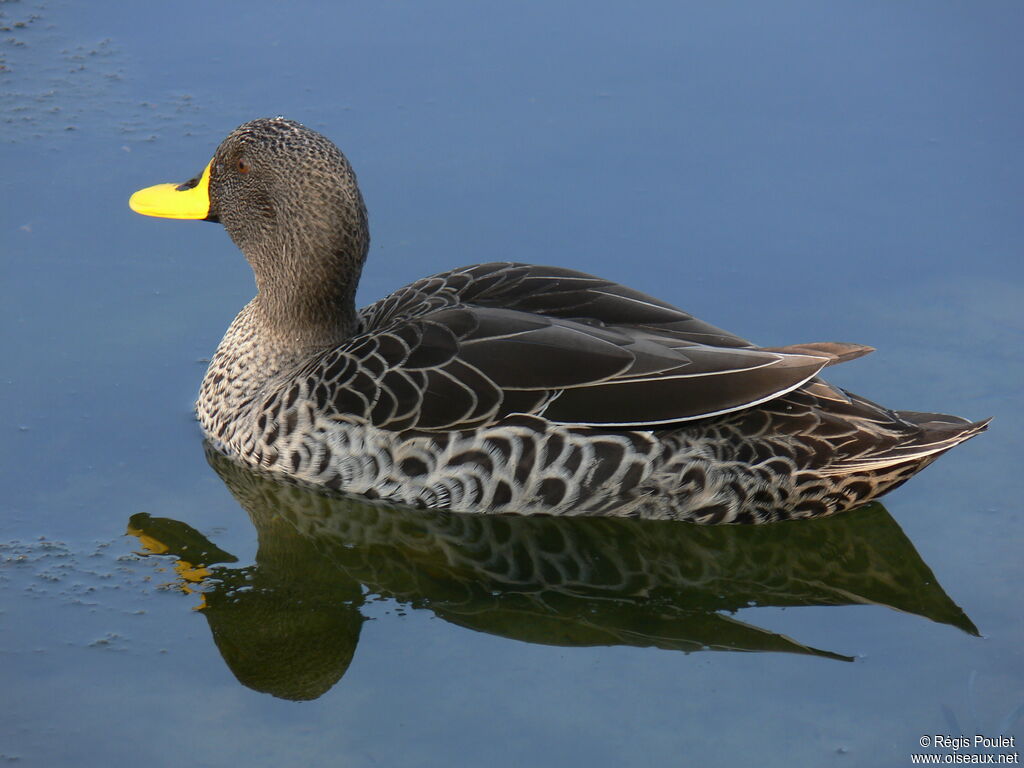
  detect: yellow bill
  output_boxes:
[129,160,213,219]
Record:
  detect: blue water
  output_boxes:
[2,1,1021,765]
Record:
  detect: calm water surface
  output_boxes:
[2,2,1021,766]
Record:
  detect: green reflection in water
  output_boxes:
[126,446,977,701]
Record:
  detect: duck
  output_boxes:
[129,117,987,524]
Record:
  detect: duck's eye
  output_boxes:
[237,158,251,174]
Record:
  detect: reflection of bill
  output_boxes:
[127,514,237,598]
[126,447,978,701]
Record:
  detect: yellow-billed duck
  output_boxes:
[129,117,987,523]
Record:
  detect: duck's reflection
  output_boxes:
[127,446,977,701]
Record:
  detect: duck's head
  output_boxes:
[130,117,369,343]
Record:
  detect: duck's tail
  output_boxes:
[818,410,990,477]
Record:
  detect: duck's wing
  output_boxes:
[308,274,832,431]
[358,262,755,349]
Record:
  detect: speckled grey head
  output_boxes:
[206,117,371,342]
[208,117,368,268]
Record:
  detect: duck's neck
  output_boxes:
[251,251,362,351]
[245,215,369,354]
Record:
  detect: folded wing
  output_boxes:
[304,267,834,431]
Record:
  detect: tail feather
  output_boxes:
[819,415,990,476]
[762,342,875,367]
[896,410,977,428]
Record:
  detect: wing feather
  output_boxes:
[311,298,831,431]
[298,262,879,431]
